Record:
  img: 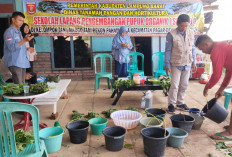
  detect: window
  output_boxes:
[51,36,92,69]
[73,36,91,68]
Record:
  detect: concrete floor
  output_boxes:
[26,79,230,157]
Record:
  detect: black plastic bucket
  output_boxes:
[146,108,166,120]
[170,114,195,133]
[66,120,89,144]
[102,126,126,152]
[141,127,170,157]
[202,98,228,123]
[189,113,204,130]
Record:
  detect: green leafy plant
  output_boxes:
[159,76,171,96]
[84,111,101,120]
[101,109,118,118]
[46,75,60,83]
[1,83,26,95]
[125,106,140,112]
[113,80,134,90]
[124,143,133,149]
[15,129,34,152]
[71,110,86,121]
[29,82,49,94]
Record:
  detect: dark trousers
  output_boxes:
[8,66,26,84]
[115,60,127,77]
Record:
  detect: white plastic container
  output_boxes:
[133,74,140,85]
[110,110,142,129]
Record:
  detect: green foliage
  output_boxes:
[124,143,133,149]
[15,129,34,152]
[101,109,118,118]
[2,83,26,95]
[46,75,60,83]
[84,111,101,119]
[113,80,134,90]
[125,106,140,112]
[71,110,86,121]
[29,82,49,94]
[216,142,227,149]
[159,76,171,96]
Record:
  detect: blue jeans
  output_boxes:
[115,60,127,77]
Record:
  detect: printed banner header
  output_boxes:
[23,0,204,36]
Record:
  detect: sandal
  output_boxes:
[210,132,232,140]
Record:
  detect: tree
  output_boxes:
[37,1,64,13]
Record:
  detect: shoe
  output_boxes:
[168,104,175,113]
[176,104,189,111]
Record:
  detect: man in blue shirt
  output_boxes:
[165,14,197,113]
[4,11,33,84]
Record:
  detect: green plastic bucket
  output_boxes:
[166,127,188,148]
[89,117,108,135]
[39,127,65,153]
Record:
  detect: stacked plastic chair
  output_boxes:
[94,54,112,93]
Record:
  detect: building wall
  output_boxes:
[1,0,166,80]
[34,53,114,80]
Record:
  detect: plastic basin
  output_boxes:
[110,110,142,129]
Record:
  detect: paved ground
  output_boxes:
[18,78,231,157]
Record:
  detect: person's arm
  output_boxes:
[205,51,225,89]
[165,32,172,75]
[4,31,21,52]
[221,70,232,89]
[128,38,133,50]
[213,70,232,98]
[112,37,121,50]
[191,45,197,72]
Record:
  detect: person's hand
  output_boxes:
[121,43,126,47]
[27,47,35,53]
[215,87,225,99]
[25,73,32,80]
[34,55,37,61]
[192,64,197,73]
[203,86,209,97]
[125,43,130,48]
[24,34,34,42]
[166,68,171,76]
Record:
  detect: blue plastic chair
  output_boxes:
[0,102,48,157]
[152,52,167,78]
[94,54,112,93]
[223,87,232,109]
[126,52,144,78]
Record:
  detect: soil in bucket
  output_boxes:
[202,98,228,123]
[140,117,163,128]
[66,120,89,144]
[141,127,170,157]
[146,108,166,120]
[170,114,195,133]
[166,127,188,148]
[89,117,108,135]
[102,126,126,152]
[39,127,64,153]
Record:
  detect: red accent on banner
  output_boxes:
[27,2,36,14]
